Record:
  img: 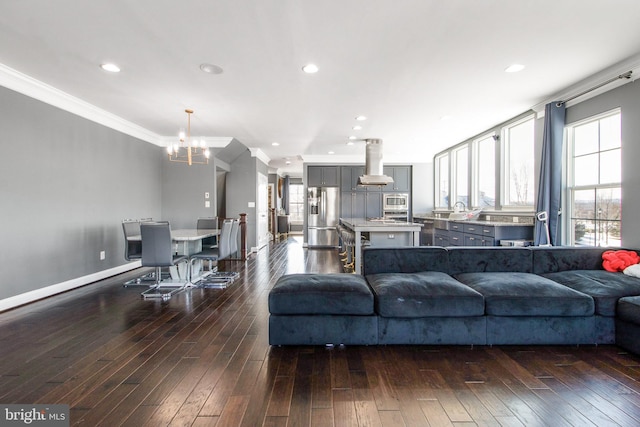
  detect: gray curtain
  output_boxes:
[534,102,566,245]
[282,175,290,215]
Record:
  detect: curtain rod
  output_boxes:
[556,70,633,107]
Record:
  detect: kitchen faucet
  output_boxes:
[453,201,466,213]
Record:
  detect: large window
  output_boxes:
[502,115,535,208]
[435,153,449,209]
[452,146,469,209]
[568,110,621,246]
[288,183,305,223]
[473,134,496,208]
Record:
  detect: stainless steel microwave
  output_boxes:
[383,193,409,211]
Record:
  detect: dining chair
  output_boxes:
[122,219,159,286]
[190,219,234,287]
[229,219,240,258]
[197,217,218,249]
[140,221,189,299]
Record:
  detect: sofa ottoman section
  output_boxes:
[542,270,640,343]
[268,273,378,345]
[366,271,486,344]
[454,272,595,344]
[616,296,640,355]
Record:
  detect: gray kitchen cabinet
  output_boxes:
[432,220,532,247]
[341,191,382,219]
[382,166,411,192]
[308,166,340,187]
[340,166,366,192]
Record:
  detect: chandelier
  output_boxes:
[166,109,211,165]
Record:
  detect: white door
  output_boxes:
[257,173,269,249]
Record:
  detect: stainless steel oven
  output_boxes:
[383,193,409,211]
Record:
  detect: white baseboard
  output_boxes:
[0,261,142,312]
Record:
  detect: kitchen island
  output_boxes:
[340,217,422,273]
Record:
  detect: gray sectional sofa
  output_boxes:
[268,246,640,350]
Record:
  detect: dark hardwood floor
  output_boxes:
[2,237,640,426]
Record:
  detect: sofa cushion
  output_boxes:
[447,247,533,275]
[542,270,640,316]
[453,272,594,317]
[531,246,612,274]
[617,296,640,324]
[269,274,373,315]
[362,247,449,275]
[366,271,484,318]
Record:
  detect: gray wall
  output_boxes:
[161,155,217,228]
[0,86,162,301]
[225,149,268,251]
[565,80,640,247]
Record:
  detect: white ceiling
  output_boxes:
[2,0,640,175]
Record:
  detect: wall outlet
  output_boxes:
[388,234,395,239]
[485,215,491,221]
[205,201,210,208]
[99,251,106,260]
[513,217,519,223]
[248,201,256,208]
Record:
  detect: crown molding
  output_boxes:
[249,147,271,165]
[0,63,167,145]
[158,136,233,148]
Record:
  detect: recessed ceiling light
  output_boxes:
[505,64,525,73]
[100,63,120,73]
[302,63,319,74]
[352,125,362,130]
[328,151,335,155]
[348,135,357,140]
[355,115,367,121]
[346,141,354,146]
[285,161,291,165]
[272,142,280,146]
[200,63,224,74]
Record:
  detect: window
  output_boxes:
[288,183,305,223]
[473,134,496,208]
[502,116,535,208]
[568,110,621,246]
[452,146,469,209]
[435,153,449,209]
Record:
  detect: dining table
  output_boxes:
[127,228,219,284]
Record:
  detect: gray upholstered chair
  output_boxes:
[140,222,189,299]
[229,219,240,258]
[190,219,235,287]
[122,219,142,262]
[197,217,218,249]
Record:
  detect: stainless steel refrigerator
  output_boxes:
[307,187,339,247]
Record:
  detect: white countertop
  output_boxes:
[340,218,422,230]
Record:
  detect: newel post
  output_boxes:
[239,213,248,261]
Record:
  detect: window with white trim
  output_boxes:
[452,146,469,209]
[288,183,305,223]
[472,134,496,208]
[435,153,449,209]
[567,110,621,246]
[502,115,535,208]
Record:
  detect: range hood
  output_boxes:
[357,138,394,186]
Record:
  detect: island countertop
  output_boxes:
[340,218,423,231]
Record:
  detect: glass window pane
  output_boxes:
[573,189,595,219]
[505,118,534,206]
[455,147,468,206]
[573,121,599,156]
[572,219,594,246]
[436,154,449,208]
[600,114,621,151]
[476,136,495,208]
[573,154,598,186]
[599,149,621,184]
[597,221,621,247]
[596,187,621,221]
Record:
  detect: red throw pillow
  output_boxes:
[602,250,640,272]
